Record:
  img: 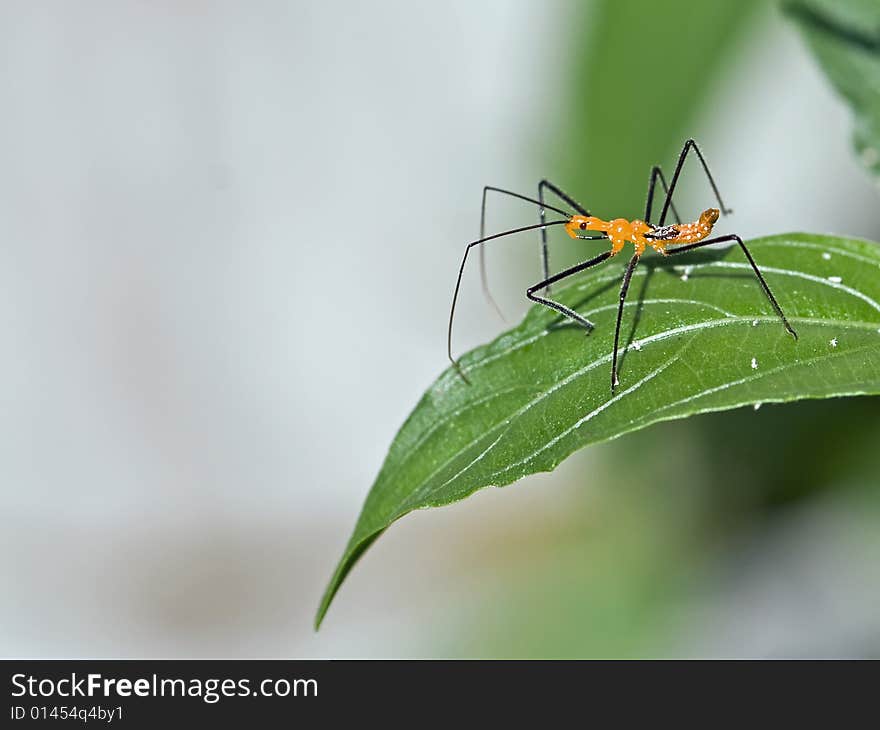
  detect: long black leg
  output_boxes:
[644,166,681,225]
[666,234,798,339]
[478,186,572,320]
[449,219,570,380]
[611,254,642,391]
[658,139,733,226]
[538,179,591,292]
[525,251,613,331]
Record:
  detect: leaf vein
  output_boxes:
[687,261,880,312]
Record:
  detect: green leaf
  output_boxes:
[316,233,880,628]
[784,0,880,175]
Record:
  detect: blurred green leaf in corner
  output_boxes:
[784,0,880,177]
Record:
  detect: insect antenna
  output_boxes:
[449,219,571,382]
[479,187,573,321]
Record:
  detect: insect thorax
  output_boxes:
[647,224,680,241]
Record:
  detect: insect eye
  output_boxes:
[579,222,587,230]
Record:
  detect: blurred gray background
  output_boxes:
[2,1,878,657]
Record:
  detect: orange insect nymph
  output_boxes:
[448,140,798,393]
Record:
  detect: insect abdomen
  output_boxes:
[669,222,711,245]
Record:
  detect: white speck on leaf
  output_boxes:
[753,402,762,411]
[822,252,831,261]
[751,357,758,370]
[630,340,642,351]
[827,275,842,284]
[830,338,838,347]
[752,319,759,327]
[679,265,693,282]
